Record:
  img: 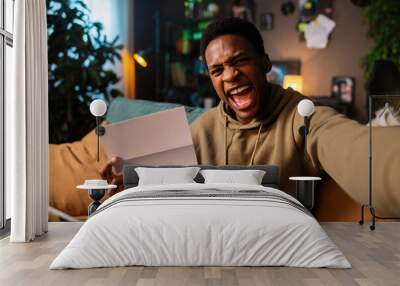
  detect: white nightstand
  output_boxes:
[77,180,117,216]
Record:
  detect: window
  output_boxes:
[5,0,14,33]
[1,0,14,233]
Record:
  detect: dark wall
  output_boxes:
[134,0,158,101]
[134,0,185,101]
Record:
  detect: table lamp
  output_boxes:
[89,99,107,162]
[283,75,304,93]
[297,99,315,159]
[76,99,114,216]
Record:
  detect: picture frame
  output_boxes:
[266,60,301,86]
[231,0,256,23]
[260,12,274,31]
[331,76,355,104]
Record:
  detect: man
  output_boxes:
[102,18,400,216]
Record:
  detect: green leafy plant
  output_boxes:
[362,0,400,81]
[47,0,123,143]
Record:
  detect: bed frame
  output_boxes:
[123,165,280,189]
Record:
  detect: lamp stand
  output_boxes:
[295,180,316,210]
[298,116,309,160]
[94,116,106,162]
[359,95,376,230]
[88,189,106,216]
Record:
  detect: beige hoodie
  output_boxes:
[191,84,400,216]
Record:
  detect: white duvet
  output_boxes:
[50,183,351,269]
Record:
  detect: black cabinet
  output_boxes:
[310,96,352,117]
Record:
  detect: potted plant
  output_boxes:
[47,0,123,143]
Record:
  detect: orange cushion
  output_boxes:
[315,177,372,221]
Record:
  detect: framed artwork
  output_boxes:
[331,76,355,104]
[260,13,274,30]
[231,0,256,23]
[266,60,301,86]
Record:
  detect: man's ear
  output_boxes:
[263,54,272,73]
[202,57,210,76]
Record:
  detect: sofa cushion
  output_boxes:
[106,97,205,124]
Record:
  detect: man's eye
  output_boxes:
[234,58,249,65]
[211,69,222,76]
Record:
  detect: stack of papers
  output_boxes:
[101,107,198,172]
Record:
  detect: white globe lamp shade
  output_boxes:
[297,99,315,117]
[90,99,107,117]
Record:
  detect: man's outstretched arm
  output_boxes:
[296,106,400,217]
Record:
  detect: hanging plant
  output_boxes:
[362,0,400,81]
[47,0,123,143]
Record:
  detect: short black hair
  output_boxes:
[200,17,265,63]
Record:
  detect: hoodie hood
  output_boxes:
[217,83,293,130]
[215,83,302,165]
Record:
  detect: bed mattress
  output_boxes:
[50,183,351,269]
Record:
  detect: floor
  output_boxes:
[0,222,399,286]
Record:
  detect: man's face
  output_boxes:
[205,34,270,124]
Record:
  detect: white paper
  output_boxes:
[305,24,328,48]
[317,14,336,34]
[304,14,336,49]
[101,107,198,172]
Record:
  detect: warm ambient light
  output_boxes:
[133,53,148,68]
[283,75,303,93]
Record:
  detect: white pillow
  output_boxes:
[135,167,201,186]
[200,169,266,185]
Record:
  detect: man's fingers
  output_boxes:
[111,175,123,187]
[108,177,124,197]
[100,162,112,178]
[100,157,118,179]
[100,157,123,197]
[111,156,123,176]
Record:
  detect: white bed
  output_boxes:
[50,182,351,269]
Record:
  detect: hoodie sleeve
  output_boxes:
[294,106,400,217]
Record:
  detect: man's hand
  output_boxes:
[100,157,123,196]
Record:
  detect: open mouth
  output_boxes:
[227,85,254,110]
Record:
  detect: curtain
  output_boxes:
[9,0,48,242]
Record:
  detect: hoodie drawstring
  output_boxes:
[249,123,263,165]
[224,114,228,165]
[224,114,263,166]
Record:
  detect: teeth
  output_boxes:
[229,85,250,96]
